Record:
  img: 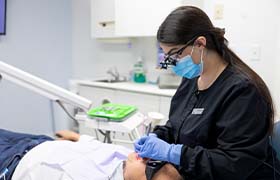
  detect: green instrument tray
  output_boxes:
[87,103,137,121]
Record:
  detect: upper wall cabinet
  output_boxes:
[91,0,204,38]
[114,0,182,37]
[91,0,116,38]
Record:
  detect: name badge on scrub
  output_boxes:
[191,108,204,115]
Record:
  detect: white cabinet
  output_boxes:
[91,0,116,38]
[115,90,160,114]
[78,86,116,106]
[114,0,182,37]
[91,0,204,38]
[159,96,172,125]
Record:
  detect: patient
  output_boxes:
[0,129,181,180]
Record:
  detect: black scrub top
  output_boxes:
[153,65,280,180]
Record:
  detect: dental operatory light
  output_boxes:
[0,61,92,112]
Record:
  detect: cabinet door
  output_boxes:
[91,0,116,38]
[115,0,182,37]
[78,86,116,107]
[115,90,160,114]
[159,96,172,125]
[91,0,204,38]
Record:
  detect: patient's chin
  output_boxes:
[123,160,146,180]
[124,171,146,180]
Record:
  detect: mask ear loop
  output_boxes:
[200,48,204,74]
[190,45,195,56]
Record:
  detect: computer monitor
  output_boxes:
[0,0,6,35]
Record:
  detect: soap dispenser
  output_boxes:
[133,57,146,83]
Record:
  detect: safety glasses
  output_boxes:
[159,37,197,69]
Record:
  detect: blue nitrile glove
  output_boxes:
[135,136,183,165]
[134,133,157,153]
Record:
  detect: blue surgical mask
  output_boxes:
[172,46,204,79]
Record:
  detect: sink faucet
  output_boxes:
[107,67,120,81]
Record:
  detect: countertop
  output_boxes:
[71,79,177,97]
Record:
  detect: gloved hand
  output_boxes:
[134,133,157,152]
[134,135,183,165]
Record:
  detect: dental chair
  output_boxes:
[271,121,280,160]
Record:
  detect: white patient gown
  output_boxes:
[12,135,132,180]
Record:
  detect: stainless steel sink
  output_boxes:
[95,67,127,83]
[95,79,126,83]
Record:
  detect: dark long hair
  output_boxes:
[157,6,275,134]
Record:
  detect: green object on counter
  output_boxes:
[134,73,146,83]
[87,103,137,121]
[133,57,146,83]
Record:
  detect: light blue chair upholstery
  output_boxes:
[271,121,280,160]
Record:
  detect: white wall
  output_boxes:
[72,0,132,79]
[204,0,280,119]
[0,0,72,134]
[71,0,158,81]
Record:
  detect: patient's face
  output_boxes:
[123,152,147,180]
[123,152,181,180]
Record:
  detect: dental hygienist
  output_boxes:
[134,6,280,179]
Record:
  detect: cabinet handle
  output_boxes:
[98,21,115,28]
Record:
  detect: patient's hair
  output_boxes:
[152,163,183,180]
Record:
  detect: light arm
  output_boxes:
[0,61,92,111]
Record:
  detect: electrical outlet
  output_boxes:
[214,4,224,20]
[250,45,261,61]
